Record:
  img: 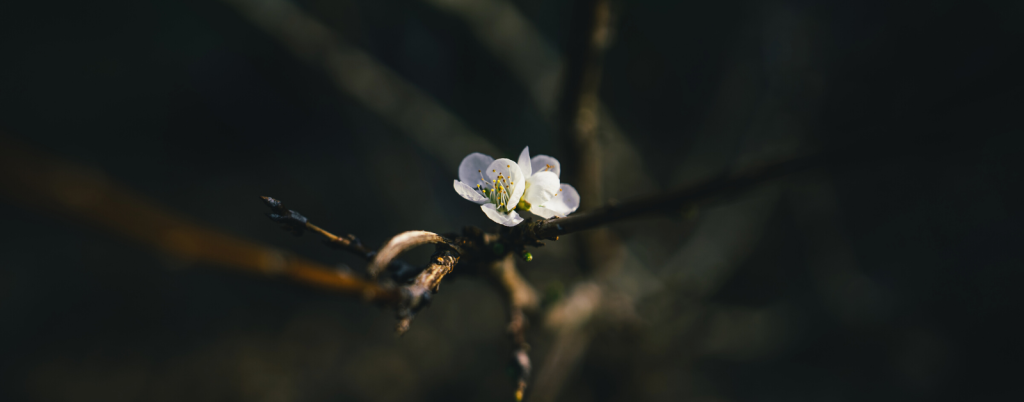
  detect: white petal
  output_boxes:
[517,146,532,177]
[530,205,558,219]
[485,158,526,209]
[453,180,488,204]
[531,155,561,178]
[534,183,580,218]
[523,171,560,205]
[459,152,495,184]
[507,162,526,208]
[481,204,525,227]
[558,183,580,212]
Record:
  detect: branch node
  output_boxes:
[393,249,459,335]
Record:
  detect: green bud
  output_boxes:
[521,251,533,262]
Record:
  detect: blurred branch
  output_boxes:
[422,0,660,203]
[220,0,500,173]
[489,254,539,400]
[0,134,400,304]
[532,1,617,400]
[422,0,562,115]
[557,0,612,204]
[532,282,602,402]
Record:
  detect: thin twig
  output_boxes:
[260,196,426,282]
[261,196,376,258]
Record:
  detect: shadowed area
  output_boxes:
[1,0,1022,401]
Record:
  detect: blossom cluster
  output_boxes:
[453,147,580,226]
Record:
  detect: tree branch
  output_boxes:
[395,248,460,336]
[489,254,539,401]
[523,148,838,241]
[260,196,427,282]
[261,196,375,258]
[369,230,463,279]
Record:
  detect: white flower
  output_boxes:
[453,147,580,226]
[516,146,580,219]
[453,153,527,226]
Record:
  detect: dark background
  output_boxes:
[1,0,1022,401]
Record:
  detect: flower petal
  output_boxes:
[553,183,581,213]
[533,183,580,218]
[531,155,561,178]
[481,203,525,227]
[454,180,488,204]
[507,162,526,209]
[459,152,495,185]
[517,146,532,177]
[523,171,560,205]
[529,205,558,219]
[485,158,526,209]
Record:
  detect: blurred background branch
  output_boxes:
[532,1,619,400]
[220,0,500,173]
[0,134,399,303]
[422,0,563,116]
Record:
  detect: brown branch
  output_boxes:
[0,135,400,304]
[535,1,619,399]
[395,248,460,336]
[369,230,463,279]
[489,254,539,401]
[260,200,467,335]
[492,254,540,313]
[557,0,612,205]
[305,221,376,256]
[260,196,429,282]
[522,148,840,241]
[260,196,375,258]
[279,258,401,304]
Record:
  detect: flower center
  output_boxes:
[476,168,515,213]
